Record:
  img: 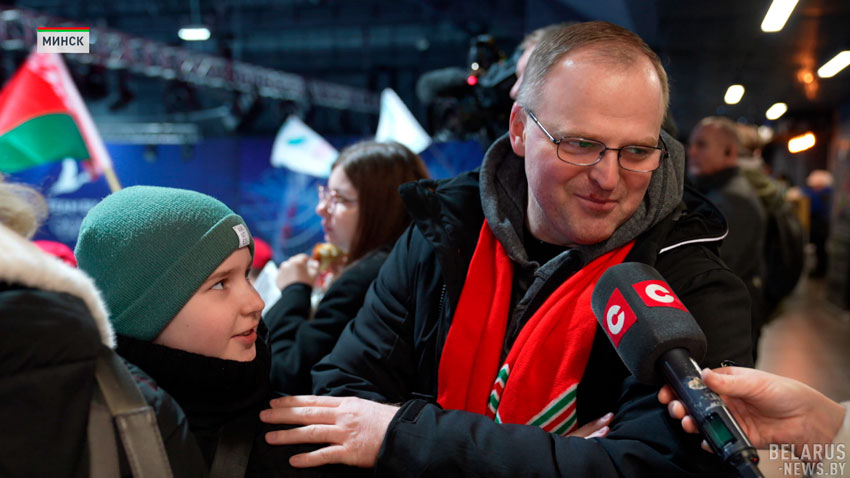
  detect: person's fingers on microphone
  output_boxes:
[702,367,753,399]
[666,399,686,420]
[681,415,699,434]
[657,385,676,404]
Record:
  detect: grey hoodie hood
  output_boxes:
[480,129,685,269]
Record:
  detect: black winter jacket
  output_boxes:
[265,248,390,394]
[313,170,754,477]
[0,288,206,478]
[691,166,768,346]
[0,225,207,477]
[117,329,360,478]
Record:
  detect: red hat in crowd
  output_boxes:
[33,240,77,267]
[252,237,273,270]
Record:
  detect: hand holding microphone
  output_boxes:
[591,262,763,478]
[659,366,847,463]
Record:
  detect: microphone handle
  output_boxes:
[660,348,764,478]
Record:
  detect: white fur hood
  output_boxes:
[0,224,115,348]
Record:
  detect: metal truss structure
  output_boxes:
[0,7,380,113]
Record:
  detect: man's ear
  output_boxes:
[509,102,526,157]
[724,143,739,165]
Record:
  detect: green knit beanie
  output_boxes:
[75,186,254,341]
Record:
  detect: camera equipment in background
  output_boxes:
[416,34,518,147]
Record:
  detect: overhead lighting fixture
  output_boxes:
[178,26,210,41]
[788,132,815,153]
[817,51,850,78]
[761,0,799,32]
[765,102,788,120]
[724,84,745,105]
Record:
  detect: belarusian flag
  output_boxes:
[0,51,120,191]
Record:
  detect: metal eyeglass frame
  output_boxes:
[524,108,667,173]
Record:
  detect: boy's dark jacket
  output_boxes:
[115,311,364,478]
[313,133,754,477]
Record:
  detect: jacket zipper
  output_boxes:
[437,283,447,320]
[434,283,449,389]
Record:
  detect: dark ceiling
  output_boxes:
[6,0,850,142]
[657,0,850,137]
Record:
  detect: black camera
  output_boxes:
[417,35,520,147]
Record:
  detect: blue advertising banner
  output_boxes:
[8,137,484,264]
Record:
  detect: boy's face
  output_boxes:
[154,247,264,361]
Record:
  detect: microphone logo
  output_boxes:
[633,280,688,312]
[607,306,625,333]
[603,288,637,347]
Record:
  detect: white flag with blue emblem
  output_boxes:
[270,115,338,178]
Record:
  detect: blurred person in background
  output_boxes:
[249,237,274,283]
[33,239,77,267]
[688,116,767,353]
[736,123,805,316]
[509,23,573,101]
[802,169,834,278]
[264,141,429,395]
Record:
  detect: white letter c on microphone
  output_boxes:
[645,284,674,303]
[607,305,625,335]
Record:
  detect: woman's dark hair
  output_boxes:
[331,140,429,262]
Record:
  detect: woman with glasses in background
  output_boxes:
[265,140,429,395]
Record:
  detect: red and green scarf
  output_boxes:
[437,220,633,434]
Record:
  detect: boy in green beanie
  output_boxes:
[76,186,347,478]
[76,185,260,355]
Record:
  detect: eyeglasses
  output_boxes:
[525,109,667,173]
[317,185,357,213]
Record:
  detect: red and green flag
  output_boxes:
[0,51,120,190]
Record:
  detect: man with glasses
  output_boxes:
[261,21,753,477]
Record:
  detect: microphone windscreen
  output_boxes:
[591,262,707,384]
